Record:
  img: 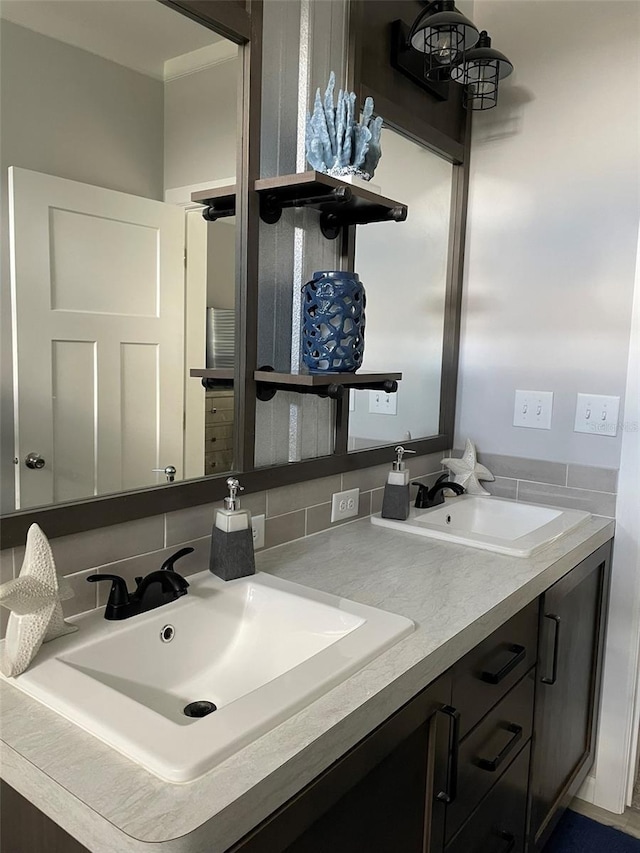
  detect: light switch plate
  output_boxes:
[513,390,553,430]
[369,389,397,415]
[574,394,620,436]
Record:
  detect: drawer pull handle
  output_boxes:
[435,705,460,805]
[541,613,561,685]
[492,830,516,853]
[477,723,523,772]
[480,644,526,684]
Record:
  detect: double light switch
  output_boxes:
[574,394,620,437]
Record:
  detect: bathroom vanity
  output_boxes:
[0,516,613,853]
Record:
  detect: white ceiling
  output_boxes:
[0,0,228,79]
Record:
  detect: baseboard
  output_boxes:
[576,774,597,804]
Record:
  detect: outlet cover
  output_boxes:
[513,390,553,430]
[251,514,265,549]
[330,488,360,523]
[369,390,397,416]
[574,394,620,437]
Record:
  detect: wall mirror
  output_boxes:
[348,126,453,451]
[0,0,242,514]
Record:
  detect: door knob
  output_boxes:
[153,465,177,483]
[25,452,46,470]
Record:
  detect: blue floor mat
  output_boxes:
[545,810,640,852]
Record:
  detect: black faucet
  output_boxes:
[413,473,465,509]
[87,547,193,620]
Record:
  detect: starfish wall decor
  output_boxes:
[0,523,77,677]
[441,439,495,496]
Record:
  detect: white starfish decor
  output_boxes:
[441,440,495,496]
[0,523,77,677]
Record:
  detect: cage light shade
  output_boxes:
[408,1,479,80]
[450,30,513,108]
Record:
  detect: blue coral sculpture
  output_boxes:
[306,72,383,181]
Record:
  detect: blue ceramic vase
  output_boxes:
[301,271,366,373]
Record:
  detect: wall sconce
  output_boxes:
[391,2,514,110]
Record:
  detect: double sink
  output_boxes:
[1,495,589,783]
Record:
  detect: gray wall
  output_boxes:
[0,20,165,512]
[164,58,238,190]
[207,221,236,309]
[456,0,639,467]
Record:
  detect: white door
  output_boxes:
[9,167,185,509]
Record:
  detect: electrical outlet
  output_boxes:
[369,389,397,416]
[331,488,360,523]
[251,514,265,549]
[513,390,553,430]
[574,394,620,436]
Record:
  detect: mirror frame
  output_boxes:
[0,0,469,549]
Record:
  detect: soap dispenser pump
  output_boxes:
[209,477,256,581]
[381,445,416,521]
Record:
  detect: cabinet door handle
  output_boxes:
[435,705,460,804]
[477,723,523,772]
[480,644,526,684]
[541,613,561,685]
[492,830,516,853]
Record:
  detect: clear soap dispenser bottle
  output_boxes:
[209,477,256,581]
[381,445,416,521]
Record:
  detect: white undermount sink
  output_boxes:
[1,571,414,782]
[371,495,591,557]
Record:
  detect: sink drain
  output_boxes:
[183,700,217,718]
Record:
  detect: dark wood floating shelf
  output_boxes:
[254,368,402,401]
[190,368,235,390]
[254,171,408,239]
[191,185,236,221]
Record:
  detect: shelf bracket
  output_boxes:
[200,377,234,391]
[259,186,352,226]
[320,205,407,240]
[255,367,399,402]
[201,198,236,222]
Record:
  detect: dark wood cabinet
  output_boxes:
[528,541,611,850]
[446,743,531,853]
[231,675,452,852]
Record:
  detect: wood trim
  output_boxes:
[439,110,471,439]
[159,0,251,43]
[235,0,262,474]
[253,371,402,388]
[0,433,450,548]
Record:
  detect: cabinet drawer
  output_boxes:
[452,599,538,738]
[446,742,530,853]
[206,424,234,443]
[446,669,534,841]
[205,451,234,474]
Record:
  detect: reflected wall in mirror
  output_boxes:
[0,0,239,512]
[348,127,453,451]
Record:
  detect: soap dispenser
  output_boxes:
[381,445,416,521]
[209,477,255,581]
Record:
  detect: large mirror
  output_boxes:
[0,0,240,513]
[348,127,453,450]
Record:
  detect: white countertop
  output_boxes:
[0,515,614,853]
